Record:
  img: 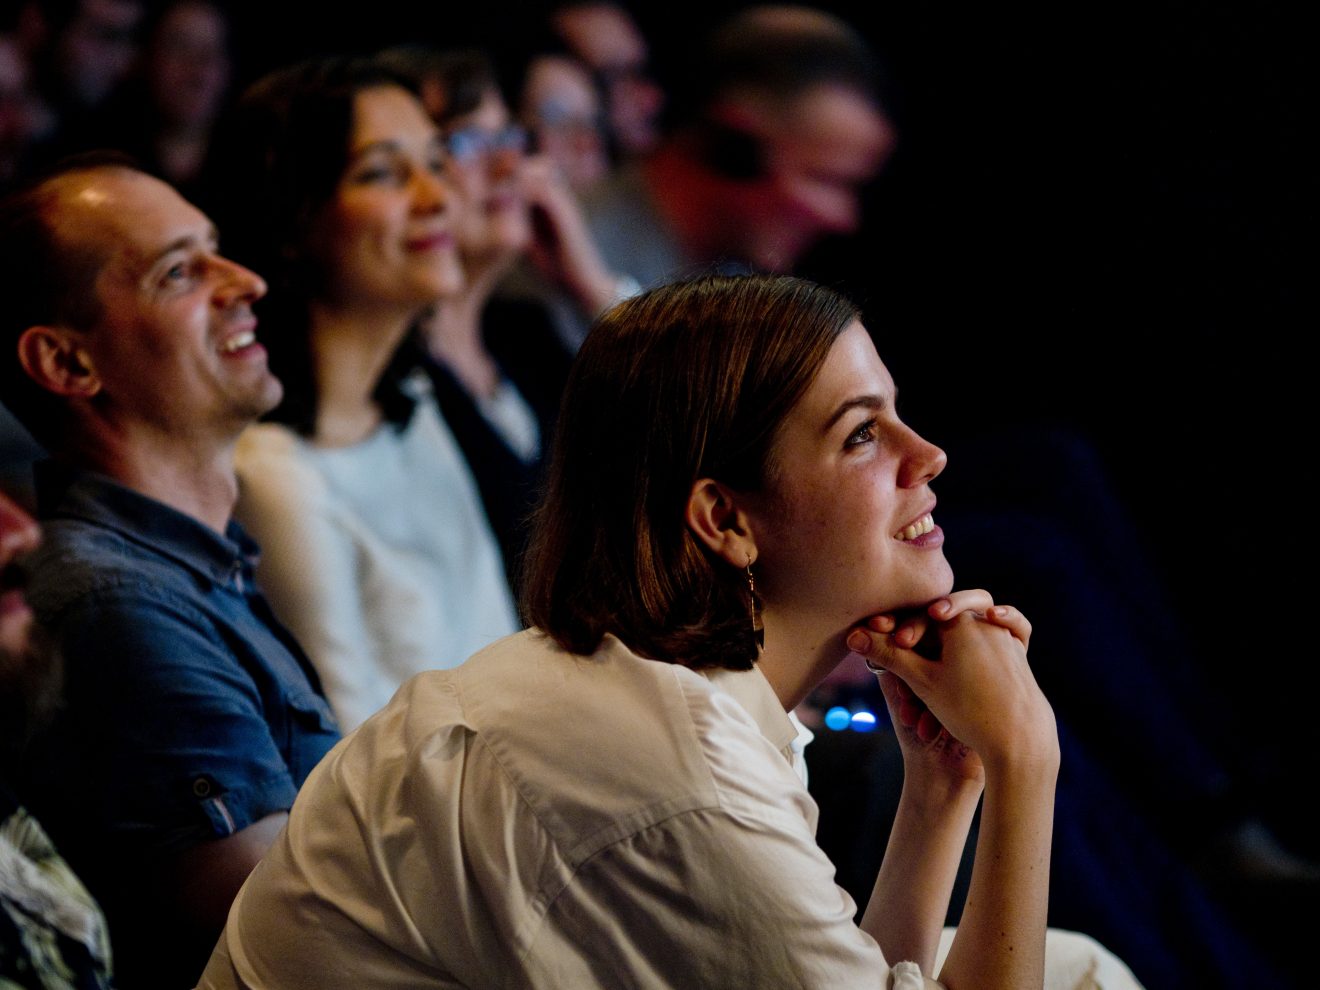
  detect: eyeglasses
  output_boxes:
[443,125,529,163]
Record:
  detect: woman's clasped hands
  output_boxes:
[846,590,1059,784]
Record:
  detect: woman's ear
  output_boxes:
[686,477,758,567]
[16,325,101,399]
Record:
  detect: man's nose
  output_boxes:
[213,255,267,304]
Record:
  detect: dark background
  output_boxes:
[222,0,1311,797]
[225,0,1308,685]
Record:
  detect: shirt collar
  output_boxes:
[34,460,258,586]
[701,663,799,757]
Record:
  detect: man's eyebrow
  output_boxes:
[146,226,219,270]
[822,393,889,433]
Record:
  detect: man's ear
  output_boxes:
[16,325,101,399]
[686,477,759,567]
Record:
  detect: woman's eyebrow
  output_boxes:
[347,139,402,161]
[348,133,445,162]
[822,394,887,433]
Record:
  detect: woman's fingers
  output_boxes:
[875,666,933,733]
[847,626,933,693]
[927,588,996,621]
[985,604,1032,648]
[849,604,1047,761]
[866,611,928,650]
[864,613,897,635]
[916,709,944,743]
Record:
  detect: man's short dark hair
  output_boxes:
[669,5,883,127]
[0,153,140,444]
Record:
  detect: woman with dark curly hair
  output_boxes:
[207,57,518,731]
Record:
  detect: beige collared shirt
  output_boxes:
[200,628,936,988]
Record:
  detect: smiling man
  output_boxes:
[0,159,340,989]
[584,6,892,284]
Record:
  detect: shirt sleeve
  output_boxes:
[52,587,304,851]
[532,804,944,989]
[235,436,385,731]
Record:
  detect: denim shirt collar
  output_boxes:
[34,460,258,587]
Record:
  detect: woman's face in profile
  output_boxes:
[744,320,954,629]
[310,85,464,310]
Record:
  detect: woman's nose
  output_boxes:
[413,167,450,213]
[897,426,947,488]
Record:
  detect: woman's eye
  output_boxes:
[845,418,877,447]
[354,161,405,185]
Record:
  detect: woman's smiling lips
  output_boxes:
[894,510,943,548]
[406,230,455,252]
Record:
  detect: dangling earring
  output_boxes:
[746,557,765,651]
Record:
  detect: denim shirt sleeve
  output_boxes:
[50,584,314,851]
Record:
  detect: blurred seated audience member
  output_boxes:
[2,489,113,990]
[1,25,45,498]
[379,46,629,318]
[25,0,144,142]
[85,0,232,198]
[550,1,663,160]
[209,58,518,731]
[0,157,340,989]
[379,48,600,572]
[1,25,50,186]
[0,403,41,509]
[585,4,894,290]
[516,4,893,351]
[518,51,609,193]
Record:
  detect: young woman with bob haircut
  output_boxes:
[200,274,1138,989]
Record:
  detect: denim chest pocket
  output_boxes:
[283,688,341,783]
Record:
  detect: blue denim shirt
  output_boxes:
[21,463,340,862]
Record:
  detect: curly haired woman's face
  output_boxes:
[744,321,954,628]
[310,85,464,309]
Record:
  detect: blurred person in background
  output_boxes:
[550,1,663,161]
[379,48,582,579]
[584,4,893,289]
[518,50,609,193]
[2,489,114,989]
[210,57,519,732]
[1,25,49,186]
[102,0,232,195]
[25,0,144,143]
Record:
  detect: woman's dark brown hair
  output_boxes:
[203,56,424,436]
[522,273,858,671]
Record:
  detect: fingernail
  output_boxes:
[990,605,1006,618]
[932,599,951,615]
[847,630,870,653]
